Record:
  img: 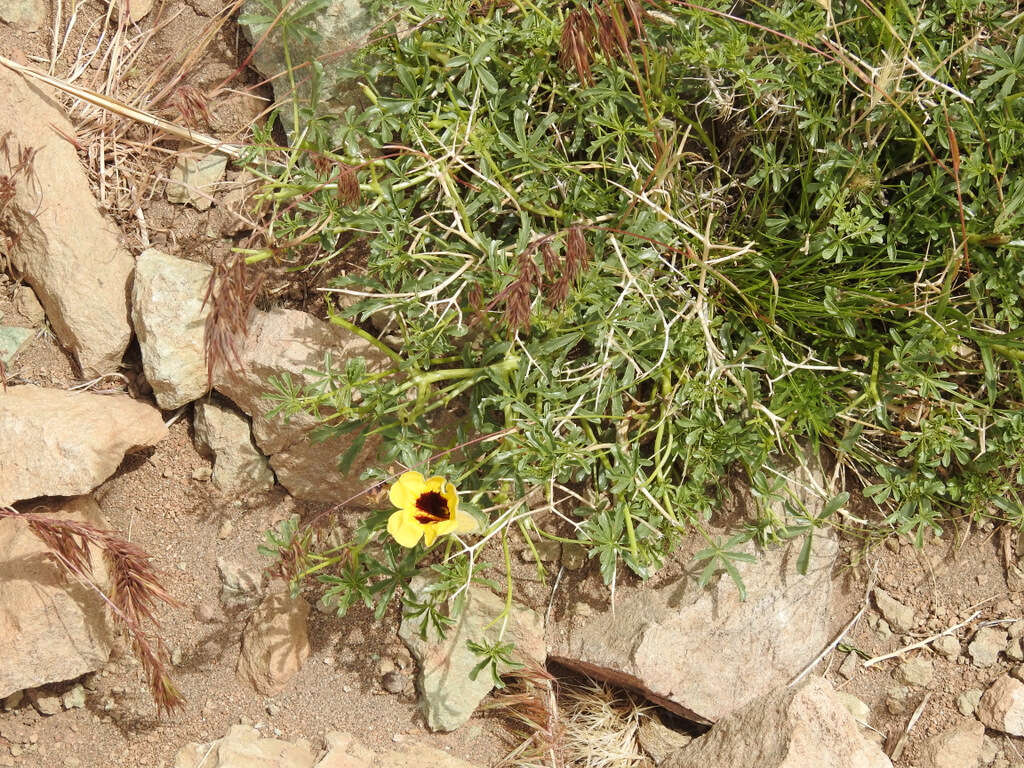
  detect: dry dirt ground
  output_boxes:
[3,3,1024,768]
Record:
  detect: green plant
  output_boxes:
[246,0,1024,652]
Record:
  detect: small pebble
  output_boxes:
[382,672,406,694]
[192,466,212,482]
[838,652,859,680]
[956,688,983,716]
[218,519,234,539]
[932,634,960,659]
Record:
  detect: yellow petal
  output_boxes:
[389,471,426,509]
[387,510,423,548]
[422,525,440,547]
[424,475,448,495]
[441,480,459,516]
[454,510,479,534]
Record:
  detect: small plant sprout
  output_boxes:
[386,471,478,548]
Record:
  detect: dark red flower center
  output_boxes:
[414,491,451,524]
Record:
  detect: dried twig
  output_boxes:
[0,506,184,713]
[0,55,242,158]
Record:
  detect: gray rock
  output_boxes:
[0,385,168,506]
[167,153,228,211]
[932,634,961,659]
[1,68,133,377]
[0,0,46,30]
[872,588,915,633]
[663,677,891,768]
[0,497,114,699]
[969,626,1008,668]
[131,249,214,409]
[895,657,933,687]
[957,689,983,717]
[548,530,837,723]
[213,308,390,502]
[194,397,275,495]
[61,684,86,710]
[0,326,32,366]
[399,575,545,732]
[977,675,1024,735]
[236,592,311,696]
[216,557,265,608]
[920,719,985,768]
[12,286,44,325]
[239,0,372,138]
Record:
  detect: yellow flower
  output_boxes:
[386,471,478,548]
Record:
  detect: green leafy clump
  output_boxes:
[246,0,1024,628]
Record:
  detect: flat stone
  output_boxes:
[174,724,315,768]
[1,69,133,377]
[872,588,915,633]
[663,677,891,768]
[167,153,228,211]
[548,530,837,723]
[0,498,114,699]
[131,249,213,409]
[400,576,545,732]
[0,385,168,505]
[920,719,985,768]
[0,326,32,366]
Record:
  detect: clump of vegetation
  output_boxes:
[245,0,1024,635]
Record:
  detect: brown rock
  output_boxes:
[0,385,168,505]
[977,675,1024,736]
[664,677,891,768]
[236,592,311,696]
[920,719,985,768]
[548,530,837,723]
[213,308,390,502]
[1,69,133,377]
[0,497,114,699]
